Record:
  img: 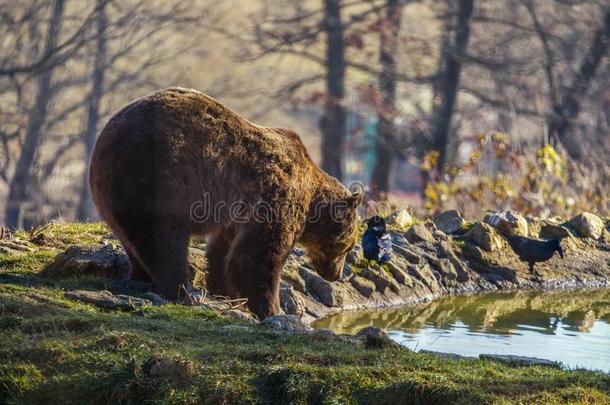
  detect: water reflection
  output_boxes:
[314,289,610,371]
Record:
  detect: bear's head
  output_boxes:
[303,189,363,281]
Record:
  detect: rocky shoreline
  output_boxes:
[28,210,610,326]
[267,210,610,325]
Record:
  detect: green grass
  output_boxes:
[0,222,609,404]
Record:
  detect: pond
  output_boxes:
[314,289,610,372]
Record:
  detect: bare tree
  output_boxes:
[5,0,66,228]
[431,0,474,173]
[370,0,405,194]
[76,0,107,220]
[319,0,347,180]
[548,8,610,160]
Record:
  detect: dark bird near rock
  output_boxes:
[500,233,564,276]
[362,216,392,264]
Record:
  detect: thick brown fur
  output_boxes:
[89,87,361,318]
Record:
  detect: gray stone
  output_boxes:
[346,245,361,265]
[434,210,464,234]
[65,290,151,310]
[406,223,435,244]
[407,263,441,292]
[279,286,305,316]
[43,244,130,279]
[385,262,410,285]
[420,350,468,360]
[298,266,344,307]
[224,309,258,323]
[350,275,376,297]
[435,258,458,280]
[484,211,528,236]
[464,223,503,252]
[433,230,449,241]
[360,267,399,293]
[392,244,420,264]
[282,266,307,294]
[0,227,12,240]
[569,212,604,239]
[436,241,470,282]
[539,223,571,240]
[356,326,395,349]
[261,315,312,332]
[0,239,32,255]
[388,209,413,230]
[479,354,561,368]
[141,292,168,305]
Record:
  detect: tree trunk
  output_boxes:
[371,0,404,196]
[77,0,107,221]
[548,10,610,161]
[431,0,474,173]
[321,0,346,181]
[4,0,66,228]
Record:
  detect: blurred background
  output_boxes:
[0,0,608,228]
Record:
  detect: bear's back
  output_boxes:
[91,88,321,215]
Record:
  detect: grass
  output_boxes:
[0,222,609,404]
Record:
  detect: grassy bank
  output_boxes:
[1,223,609,404]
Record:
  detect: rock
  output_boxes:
[392,244,420,264]
[360,267,400,293]
[464,223,503,252]
[406,263,440,291]
[224,309,258,323]
[308,328,336,341]
[356,326,394,349]
[436,241,470,282]
[433,230,449,241]
[346,245,361,265]
[539,223,571,240]
[350,275,376,297]
[479,354,560,368]
[65,290,151,310]
[420,350,468,360]
[434,210,464,234]
[569,212,604,239]
[385,262,410,285]
[142,355,194,380]
[141,292,168,306]
[484,211,528,236]
[42,244,130,279]
[461,243,484,261]
[0,239,32,255]
[388,209,413,230]
[0,227,12,240]
[406,223,434,244]
[435,258,458,280]
[279,286,305,316]
[282,266,307,294]
[298,266,343,307]
[260,315,312,332]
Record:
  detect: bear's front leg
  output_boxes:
[224,225,294,319]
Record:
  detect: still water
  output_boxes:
[314,289,610,372]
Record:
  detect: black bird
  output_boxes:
[500,233,564,276]
[362,216,392,264]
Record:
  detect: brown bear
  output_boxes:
[89,87,362,318]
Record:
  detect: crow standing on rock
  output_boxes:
[362,216,392,264]
[500,233,564,277]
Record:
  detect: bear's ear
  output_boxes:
[347,191,363,209]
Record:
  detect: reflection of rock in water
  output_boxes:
[314,289,610,336]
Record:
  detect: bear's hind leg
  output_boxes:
[126,218,192,301]
[224,226,292,319]
[125,249,152,283]
[205,229,234,296]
